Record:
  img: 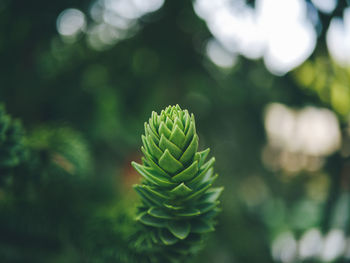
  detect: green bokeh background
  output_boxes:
[1,0,350,262]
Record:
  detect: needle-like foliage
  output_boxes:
[0,104,26,176]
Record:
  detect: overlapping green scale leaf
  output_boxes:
[132,105,222,261]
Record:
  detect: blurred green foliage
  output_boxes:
[1,0,350,262]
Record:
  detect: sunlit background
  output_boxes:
[1,0,350,262]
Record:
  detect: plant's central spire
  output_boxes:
[131,105,222,258]
[143,104,198,176]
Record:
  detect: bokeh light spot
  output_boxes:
[57,8,86,37]
[206,39,236,68]
[311,0,338,14]
[326,8,350,66]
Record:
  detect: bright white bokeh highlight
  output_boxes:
[194,0,317,75]
[57,8,86,37]
[271,228,350,261]
[272,232,298,263]
[321,229,346,261]
[299,228,323,259]
[87,0,164,49]
[326,7,350,67]
[311,0,338,14]
[206,39,237,68]
[133,0,164,13]
[264,103,341,156]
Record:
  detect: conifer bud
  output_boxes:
[132,105,222,252]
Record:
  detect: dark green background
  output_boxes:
[1,0,350,262]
